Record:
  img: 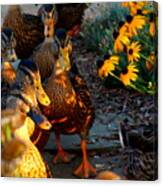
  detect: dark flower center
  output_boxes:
[103,54,110,60]
[113,30,119,39]
[137,9,143,15]
[124,46,127,53]
[119,21,125,29]
[122,67,128,74]
[126,15,133,23]
[97,60,104,68]
[128,49,133,55]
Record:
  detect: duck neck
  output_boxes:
[53,59,64,77]
[44,21,55,42]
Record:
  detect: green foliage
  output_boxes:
[81,3,129,56]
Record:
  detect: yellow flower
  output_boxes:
[98,56,119,78]
[121,2,147,15]
[125,15,146,37]
[113,30,130,52]
[118,21,129,35]
[120,64,139,86]
[127,41,141,62]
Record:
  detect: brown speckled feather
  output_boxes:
[3,5,44,59]
[56,3,87,30]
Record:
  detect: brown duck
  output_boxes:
[1,109,52,178]
[37,33,96,178]
[38,3,87,37]
[2,5,45,59]
[31,5,58,81]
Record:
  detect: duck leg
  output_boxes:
[73,139,96,178]
[53,132,73,164]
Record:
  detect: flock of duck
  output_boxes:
[1,4,158,180]
[1,4,96,178]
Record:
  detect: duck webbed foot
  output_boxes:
[53,133,75,164]
[73,139,96,178]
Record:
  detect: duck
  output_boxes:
[2,5,46,59]
[31,4,59,81]
[1,28,19,110]
[1,28,17,87]
[37,33,96,178]
[5,59,52,137]
[1,108,52,178]
[1,26,52,141]
[38,3,87,37]
[119,121,157,180]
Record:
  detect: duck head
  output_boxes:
[18,60,51,106]
[1,28,17,63]
[55,29,72,72]
[38,4,57,39]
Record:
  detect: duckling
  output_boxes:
[32,5,59,81]
[38,36,96,178]
[2,5,45,59]
[1,109,52,178]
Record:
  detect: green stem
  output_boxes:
[109,72,121,81]
[140,54,153,64]
[139,38,150,48]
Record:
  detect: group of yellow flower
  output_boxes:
[98,1,157,94]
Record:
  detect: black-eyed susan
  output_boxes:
[113,30,130,53]
[125,15,146,37]
[145,52,156,71]
[121,2,147,15]
[120,64,138,86]
[149,13,156,36]
[118,21,129,35]
[98,55,119,78]
[127,41,141,62]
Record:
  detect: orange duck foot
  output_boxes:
[73,159,96,178]
[52,149,75,164]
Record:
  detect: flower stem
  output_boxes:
[110,72,120,81]
[140,54,153,64]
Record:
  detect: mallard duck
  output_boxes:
[6,59,52,137]
[1,27,52,140]
[119,121,158,180]
[1,28,17,87]
[32,5,59,81]
[1,28,19,110]
[38,3,87,37]
[2,5,45,59]
[1,109,52,178]
[37,34,96,178]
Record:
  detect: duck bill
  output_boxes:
[27,108,52,130]
[8,48,18,62]
[36,84,51,106]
